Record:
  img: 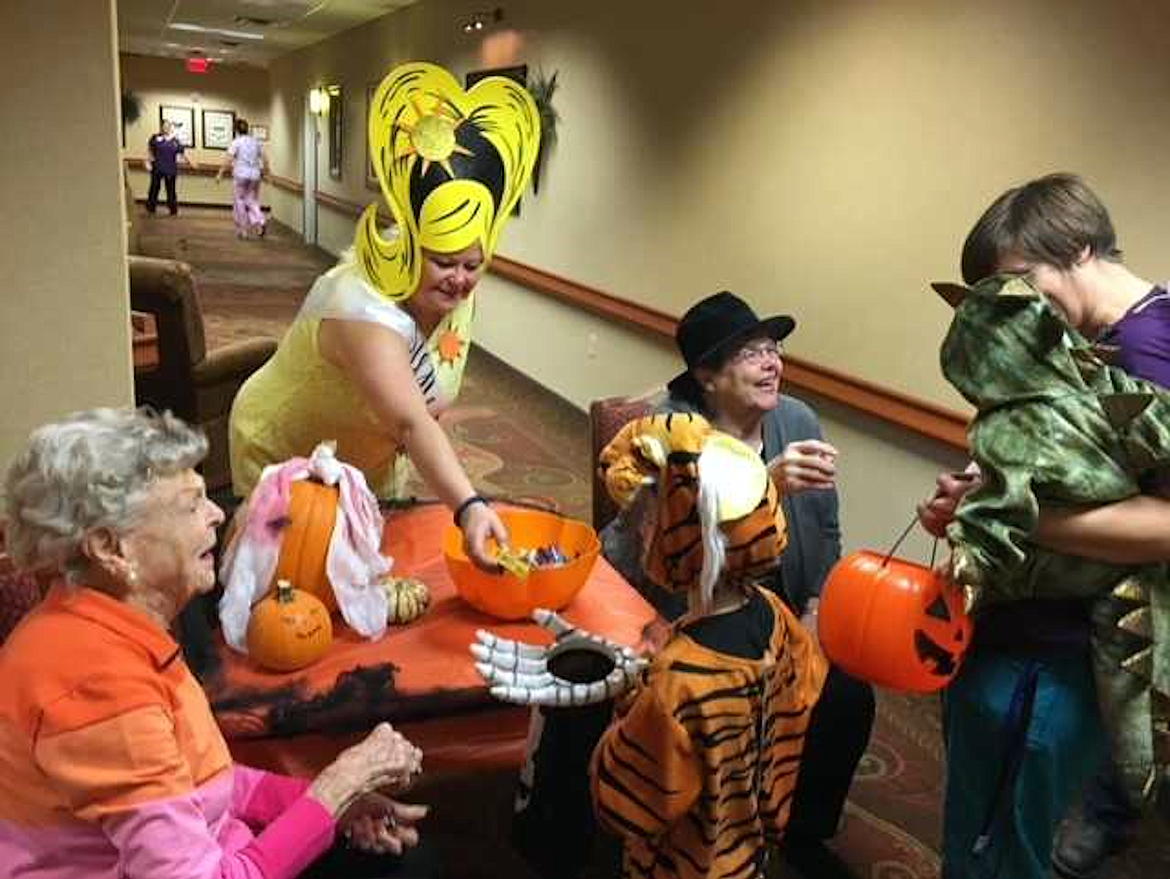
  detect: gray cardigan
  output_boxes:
[759,395,842,612]
[599,394,842,615]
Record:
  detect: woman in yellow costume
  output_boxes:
[229,63,539,568]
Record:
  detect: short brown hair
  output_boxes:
[960,173,1121,284]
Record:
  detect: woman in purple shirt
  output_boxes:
[217,119,269,239]
[919,173,1167,879]
[146,120,197,215]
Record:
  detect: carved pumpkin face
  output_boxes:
[818,551,972,693]
[246,580,334,672]
[271,479,339,612]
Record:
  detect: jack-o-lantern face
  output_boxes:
[914,588,968,677]
[246,580,334,673]
[818,551,972,693]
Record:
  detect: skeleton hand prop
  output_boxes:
[471,609,649,707]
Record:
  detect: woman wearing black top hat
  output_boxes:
[604,290,875,879]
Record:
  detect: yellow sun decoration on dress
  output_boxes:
[396,96,474,179]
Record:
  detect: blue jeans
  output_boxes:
[941,649,1106,879]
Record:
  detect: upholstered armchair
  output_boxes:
[587,388,665,531]
[130,256,276,492]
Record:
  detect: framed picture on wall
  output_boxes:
[252,124,269,142]
[327,85,343,180]
[159,105,195,147]
[464,65,528,215]
[365,82,379,190]
[202,109,236,150]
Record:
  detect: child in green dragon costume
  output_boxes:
[938,272,1170,810]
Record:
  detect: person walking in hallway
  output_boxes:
[217,118,269,239]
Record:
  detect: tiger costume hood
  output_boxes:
[598,412,787,612]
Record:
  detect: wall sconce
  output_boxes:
[462,7,503,33]
[308,87,328,115]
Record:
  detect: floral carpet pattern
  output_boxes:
[135,207,1167,879]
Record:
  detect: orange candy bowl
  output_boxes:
[443,508,601,620]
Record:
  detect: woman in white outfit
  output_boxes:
[216,118,268,238]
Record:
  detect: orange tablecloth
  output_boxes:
[206,503,654,775]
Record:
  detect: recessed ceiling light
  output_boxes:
[169,23,264,41]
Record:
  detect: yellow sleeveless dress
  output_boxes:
[228,262,474,498]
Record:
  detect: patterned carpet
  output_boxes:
[136,206,1168,879]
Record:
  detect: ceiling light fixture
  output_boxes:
[169,23,265,41]
[462,7,503,34]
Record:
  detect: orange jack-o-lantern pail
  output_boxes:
[818,550,972,693]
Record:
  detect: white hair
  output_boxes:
[694,463,728,615]
[3,408,207,583]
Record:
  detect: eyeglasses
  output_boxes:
[729,341,783,365]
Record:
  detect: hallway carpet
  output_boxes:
[137,206,1168,879]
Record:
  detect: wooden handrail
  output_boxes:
[124,157,217,177]
[302,187,972,449]
[124,158,305,198]
[268,174,303,195]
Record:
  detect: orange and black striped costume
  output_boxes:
[598,412,787,597]
[591,587,825,879]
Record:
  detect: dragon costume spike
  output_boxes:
[1121,645,1155,680]
[355,62,540,302]
[1113,577,1150,603]
[1118,605,1154,641]
[1101,393,1155,430]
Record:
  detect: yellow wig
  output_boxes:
[355,62,540,302]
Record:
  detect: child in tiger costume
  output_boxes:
[473,412,826,878]
[593,412,827,879]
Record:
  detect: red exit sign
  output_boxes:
[186,57,212,74]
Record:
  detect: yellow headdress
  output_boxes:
[355,62,541,301]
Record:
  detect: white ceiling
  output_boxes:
[117,0,418,68]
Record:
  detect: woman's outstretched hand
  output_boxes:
[461,501,509,572]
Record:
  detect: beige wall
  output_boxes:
[0,0,131,474]
[120,54,272,205]
[259,0,1169,550]
[268,0,1170,408]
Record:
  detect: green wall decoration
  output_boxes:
[529,70,560,195]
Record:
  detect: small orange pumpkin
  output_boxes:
[247,579,334,672]
[818,551,972,693]
[271,479,339,612]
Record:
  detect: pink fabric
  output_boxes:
[231,765,311,829]
[218,447,390,650]
[0,769,333,879]
[325,462,393,636]
[219,457,311,650]
[233,178,265,235]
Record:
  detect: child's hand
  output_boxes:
[636,615,672,656]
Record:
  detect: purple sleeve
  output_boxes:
[1109,294,1170,388]
[231,765,312,828]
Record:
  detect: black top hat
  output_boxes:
[666,291,795,402]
